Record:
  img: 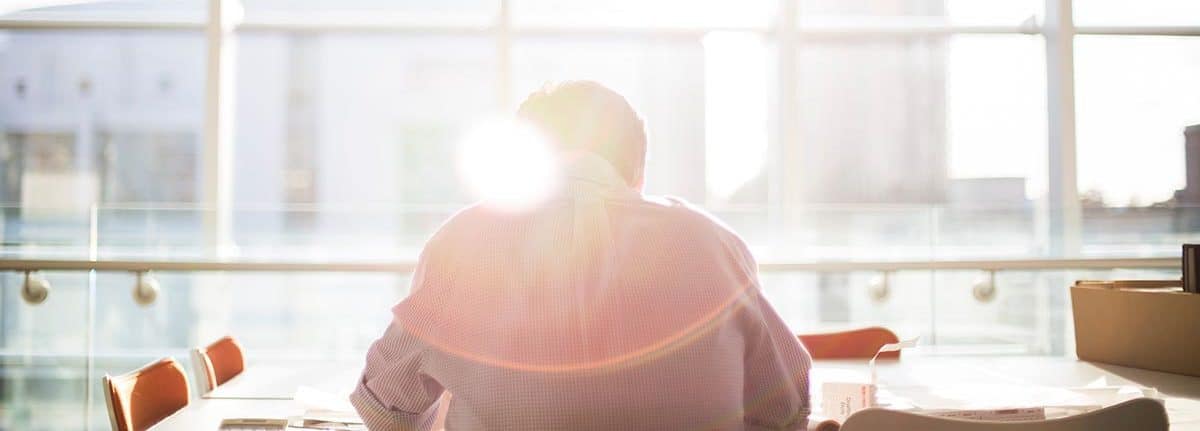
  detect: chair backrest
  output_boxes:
[102,357,191,431]
[798,327,900,359]
[193,335,245,393]
[840,397,1168,431]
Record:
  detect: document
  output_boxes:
[218,418,288,430]
[294,386,363,426]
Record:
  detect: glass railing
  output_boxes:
[5,203,1200,261]
[0,203,1192,430]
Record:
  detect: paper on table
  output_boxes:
[294,386,362,425]
[924,407,1046,421]
[869,337,919,386]
[892,381,1161,421]
[818,337,919,423]
[218,418,288,430]
[822,382,877,423]
[295,386,355,412]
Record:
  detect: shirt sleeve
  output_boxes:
[351,320,444,431]
[351,231,452,431]
[737,247,813,430]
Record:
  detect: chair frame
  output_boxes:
[101,357,191,431]
[189,347,213,394]
[102,375,121,431]
[192,335,245,394]
[798,326,900,360]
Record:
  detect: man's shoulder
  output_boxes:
[645,195,742,235]
[426,196,749,251]
[418,203,500,248]
[428,201,525,231]
[635,196,760,288]
[635,195,750,251]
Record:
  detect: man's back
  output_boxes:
[352,156,812,430]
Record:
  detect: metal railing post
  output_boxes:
[84,204,97,430]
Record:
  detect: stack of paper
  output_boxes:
[806,376,1161,430]
[293,386,365,430]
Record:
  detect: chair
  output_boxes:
[840,397,1167,431]
[798,326,900,359]
[190,335,246,394]
[102,357,191,431]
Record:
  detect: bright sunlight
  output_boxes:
[457,118,560,211]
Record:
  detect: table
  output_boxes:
[156,355,1200,430]
[205,360,361,400]
[157,399,300,430]
[812,356,1200,428]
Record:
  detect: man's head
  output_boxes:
[517,81,647,188]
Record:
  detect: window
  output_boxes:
[1074,0,1200,26]
[798,0,1042,24]
[512,0,776,28]
[1075,36,1200,207]
[233,33,497,257]
[4,1,1200,429]
[1075,35,1200,256]
[241,0,498,26]
[0,30,204,258]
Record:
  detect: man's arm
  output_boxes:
[351,321,444,431]
[742,288,813,431]
[723,234,811,431]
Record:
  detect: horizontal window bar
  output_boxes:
[4,18,1199,38]
[0,16,203,30]
[758,257,1177,272]
[0,14,1028,35]
[4,9,1200,37]
[1075,25,1200,37]
[0,257,1177,274]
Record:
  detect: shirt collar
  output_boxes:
[559,152,638,201]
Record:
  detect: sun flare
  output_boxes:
[457,118,560,211]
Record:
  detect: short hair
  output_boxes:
[516,81,647,186]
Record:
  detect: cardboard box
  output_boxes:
[1072,282,1200,377]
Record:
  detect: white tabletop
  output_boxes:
[818,356,1200,428]
[158,398,301,431]
[157,355,1200,430]
[204,360,362,400]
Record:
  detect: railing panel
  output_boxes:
[0,270,91,431]
[759,270,935,342]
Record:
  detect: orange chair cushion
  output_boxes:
[104,357,190,431]
[203,335,245,388]
[798,327,900,360]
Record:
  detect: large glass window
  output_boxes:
[241,0,498,25]
[798,0,1042,24]
[1075,36,1200,207]
[512,0,776,28]
[1075,35,1200,255]
[0,30,205,260]
[232,32,497,258]
[783,34,1047,260]
[4,1,1200,429]
[1074,0,1200,26]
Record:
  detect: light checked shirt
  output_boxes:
[352,154,812,431]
